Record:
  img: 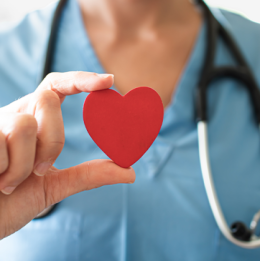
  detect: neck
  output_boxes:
[78,0,201,37]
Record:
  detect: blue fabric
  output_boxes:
[1,0,260,260]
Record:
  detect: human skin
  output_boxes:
[78,0,202,107]
[0,72,135,239]
[0,0,201,239]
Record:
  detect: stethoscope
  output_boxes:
[37,0,260,249]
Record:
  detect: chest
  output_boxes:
[85,26,201,107]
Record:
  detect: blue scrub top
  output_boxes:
[1,0,260,260]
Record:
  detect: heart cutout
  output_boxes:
[83,87,164,168]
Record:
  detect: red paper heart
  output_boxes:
[83,87,164,168]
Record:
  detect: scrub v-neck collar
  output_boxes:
[66,0,207,177]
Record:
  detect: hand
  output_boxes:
[0,72,135,239]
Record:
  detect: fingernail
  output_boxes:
[34,162,52,176]
[1,186,16,195]
[98,73,114,80]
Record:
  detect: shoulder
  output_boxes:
[0,2,58,106]
[212,8,260,81]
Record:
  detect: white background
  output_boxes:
[0,0,260,25]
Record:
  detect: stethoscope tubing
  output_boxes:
[42,0,68,80]
[34,0,68,219]
[196,0,260,123]
[198,121,260,248]
[197,0,260,248]
[37,0,260,248]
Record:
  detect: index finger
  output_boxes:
[37,72,114,102]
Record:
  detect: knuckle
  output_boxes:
[37,89,60,108]
[37,138,65,158]
[13,114,37,137]
[80,71,96,78]
[73,71,98,82]
[54,139,65,147]
[45,72,62,89]
[45,72,60,83]
[47,140,65,152]
[71,71,87,77]
[73,71,84,78]
[89,72,98,77]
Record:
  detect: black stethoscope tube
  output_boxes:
[37,0,260,248]
[196,0,260,123]
[196,0,260,248]
[42,0,260,124]
[42,0,68,80]
[34,0,68,219]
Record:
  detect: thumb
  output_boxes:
[43,159,136,206]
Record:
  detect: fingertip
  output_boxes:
[87,73,114,92]
[38,71,115,96]
[130,168,136,183]
[98,73,114,82]
[108,161,136,184]
[83,159,135,187]
[123,166,136,184]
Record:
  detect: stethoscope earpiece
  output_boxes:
[231,222,252,242]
